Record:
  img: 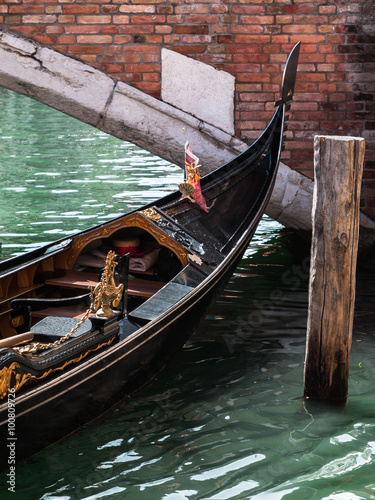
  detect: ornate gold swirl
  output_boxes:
[0,337,115,400]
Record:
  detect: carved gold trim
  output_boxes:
[0,337,115,400]
[64,212,189,269]
[141,208,161,220]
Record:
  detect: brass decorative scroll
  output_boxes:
[92,250,124,317]
[15,251,122,355]
[141,208,161,220]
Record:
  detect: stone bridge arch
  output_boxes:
[1,30,374,250]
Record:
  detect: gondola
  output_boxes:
[0,43,300,470]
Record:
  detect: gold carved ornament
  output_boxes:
[14,251,123,356]
[0,337,115,400]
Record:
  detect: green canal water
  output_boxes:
[1,89,375,499]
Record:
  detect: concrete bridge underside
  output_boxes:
[1,31,374,252]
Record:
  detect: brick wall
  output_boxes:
[2,1,375,216]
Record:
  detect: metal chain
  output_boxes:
[15,288,99,355]
[13,250,122,356]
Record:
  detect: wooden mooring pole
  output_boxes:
[304,135,365,401]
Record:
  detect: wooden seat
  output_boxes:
[45,270,166,299]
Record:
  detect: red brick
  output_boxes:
[143,35,162,43]
[283,25,317,34]
[227,44,262,53]
[295,14,328,23]
[107,45,123,54]
[236,84,264,94]
[174,25,209,34]
[164,34,180,43]
[327,34,346,44]
[10,25,45,34]
[218,35,235,44]
[46,6,62,14]
[59,34,75,44]
[207,44,227,54]
[198,54,232,64]
[265,26,282,35]
[263,44,281,54]
[232,6,265,15]
[58,15,75,23]
[46,25,64,34]
[77,55,98,63]
[118,25,153,34]
[77,15,111,24]
[121,44,159,53]
[68,45,105,54]
[181,34,211,44]
[9,5,44,13]
[63,5,99,14]
[318,25,335,34]
[77,35,113,44]
[143,54,159,63]
[115,54,141,63]
[211,5,227,14]
[30,35,57,44]
[239,92,274,102]
[184,15,220,24]
[110,15,129,24]
[290,34,326,44]
[54,45,67,54]
[142,72,160,81]
[23,14,57,22]
[127,0,164,4]
[104,64,123,73]
[319,5,336,14]
[157,5,173,14]
[116,73,142,83]
[175,5,209,15]
[230,25,263,34]
[235,35,271,44]
[101,5,118,14]
[130,15,165,23]
[266,5,283,15]
[124,63,160,73]
[155,25,172,34]
[119,4,155,13]
[97,54,115,64]
[276,15,293,24]
[101,25,118,34]
[65,25,100,34]
[234,54,268,63]
[285,5,318,14]
[166,15,184,24]
[172,45,207,55]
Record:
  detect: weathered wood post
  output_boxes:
[304,135,365,401]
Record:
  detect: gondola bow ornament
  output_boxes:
[179,134,209,213]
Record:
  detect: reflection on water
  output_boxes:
[0,89,375,500]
